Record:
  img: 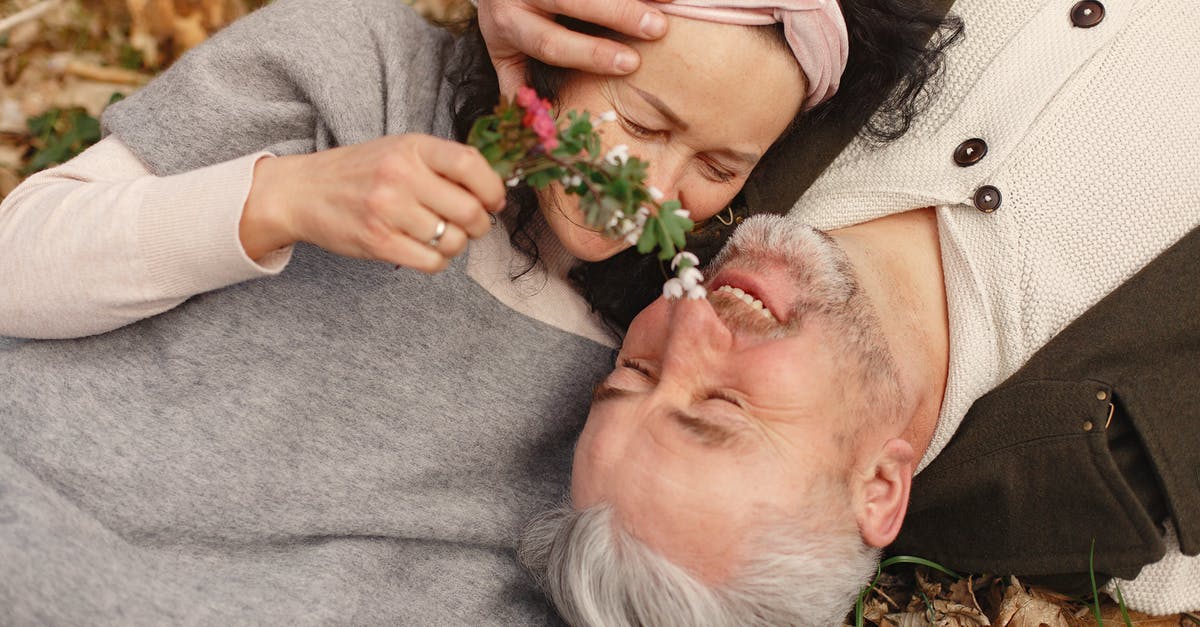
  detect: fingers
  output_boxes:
[385,202,470,258]
[529,0,668,40]
[503,8,643,77]
[363,229,451,274]
[418,139,506,217]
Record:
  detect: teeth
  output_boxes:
[715,285,777,322]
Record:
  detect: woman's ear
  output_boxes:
[854,438,915,548]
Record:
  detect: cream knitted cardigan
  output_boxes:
[783,0,1199,614]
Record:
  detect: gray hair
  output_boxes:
[518,503,879,626]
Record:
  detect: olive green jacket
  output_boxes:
[893,226,1200,587]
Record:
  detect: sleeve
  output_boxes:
[0,136,292,339]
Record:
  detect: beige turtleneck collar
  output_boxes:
[465,213,620,348]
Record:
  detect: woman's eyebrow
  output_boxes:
[629,86,689,131]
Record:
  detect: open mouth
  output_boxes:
[711,284,778,323]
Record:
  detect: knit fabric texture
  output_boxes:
[787,0,1199,613]
[0,0,615,622]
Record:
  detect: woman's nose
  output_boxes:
[645,159,686,206]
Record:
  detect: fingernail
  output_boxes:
[639,12,667,38]
[614,51,638,74]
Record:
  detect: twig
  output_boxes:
[0,0,61,35]
[63,60,150,85]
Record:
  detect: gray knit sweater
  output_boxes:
[0,0,612,623]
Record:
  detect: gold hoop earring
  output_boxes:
[715,206,736,226]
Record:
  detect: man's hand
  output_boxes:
[477,0,672,96]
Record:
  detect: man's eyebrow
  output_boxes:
[669,409,742,448]
[630,86,690,132]
[591,380,633,405]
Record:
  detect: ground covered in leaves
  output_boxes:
[1,2,1196,625]
[0,0,469,195]
[855,564,1194,627]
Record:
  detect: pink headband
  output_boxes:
[649,0,849,111]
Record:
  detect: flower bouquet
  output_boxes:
[467,86,706,299]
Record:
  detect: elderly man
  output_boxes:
[512,0,1200,623]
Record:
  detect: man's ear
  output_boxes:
[854,438,915,548]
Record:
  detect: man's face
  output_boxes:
[572,217,894,581]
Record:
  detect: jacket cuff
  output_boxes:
[136,152,293,299]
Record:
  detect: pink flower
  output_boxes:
[516,85,560,152]
[532,115,556,139]
[516,85,540,110]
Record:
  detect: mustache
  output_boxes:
[706,215,859,324]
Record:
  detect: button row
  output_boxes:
[958,2,1104,213]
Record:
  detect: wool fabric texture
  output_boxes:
[0,0,616,623]
[649,0,847,110]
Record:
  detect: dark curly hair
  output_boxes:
[448,0,963,333]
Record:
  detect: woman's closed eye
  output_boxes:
[698,159,737,183]
[620,117,666,140]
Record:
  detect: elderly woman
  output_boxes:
[0,0,957,622]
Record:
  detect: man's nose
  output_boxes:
[662,295,735,363]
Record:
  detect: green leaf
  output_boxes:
[655,218,677,260]
[637,220,658,254]
[23,107,103,175]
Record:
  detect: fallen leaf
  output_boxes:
[885,611,934,627]
[863,597,891,625]
[993,578,1081,627]
[931,599,991,626]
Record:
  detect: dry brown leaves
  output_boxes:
[0,0,473,195]
[854,567,1186,627]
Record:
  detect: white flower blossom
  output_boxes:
[619,218,636,235]
[673,208,691,220]
[670,251,701,271]
[648,186,665,202]
[568,174,582,187]
[635,206,650,227]
[607,214,620,229]
[605,144,630,166]
[662,278,684,300]
[598,110,618,123]
[678,266,704,291]
[624,227,643,246]
[506,177,521,188]
[686,284,708,300]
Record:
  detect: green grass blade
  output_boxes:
[878,555,962,580]
[1089,538,1104,626]
[1113,583,1132,627]
[853,556,961,627]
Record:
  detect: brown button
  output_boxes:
[1096,390,1109,401]
[1083,420,1094,432]
[973,185,1002,213]
[1071,1,1105,28]
[954,138,988,167]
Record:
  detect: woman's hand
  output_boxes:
[240,134,506,273]
[477,0,672,96]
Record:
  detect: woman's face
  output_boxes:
[538,17,806,261]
